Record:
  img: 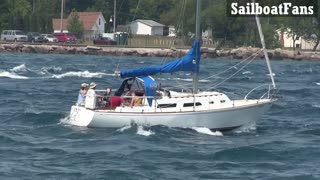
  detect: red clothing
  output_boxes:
[110,96,123,108]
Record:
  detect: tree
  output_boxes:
[86,0,112,32]
[302,16,320,51]
[0,0,32,31]
[67,9,84,38]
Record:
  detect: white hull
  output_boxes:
[68,0,277,131]
[69,99,274,131]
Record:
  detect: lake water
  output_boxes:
[0,53,319,179]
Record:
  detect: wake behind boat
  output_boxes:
[69,0,277,131]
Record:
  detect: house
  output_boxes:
[52,12,106,40]
[278,29,320,50]
[130,19,165,36]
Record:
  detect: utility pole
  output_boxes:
[113,0,116,33]
[60,0,64,32]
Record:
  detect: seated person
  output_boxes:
[122,85,132,105]
[110,91,124,109]
[103,88,112,107]
[129,91,144,108]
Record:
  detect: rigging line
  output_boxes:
[170,49,262,90]
[202,49,263,81]
[171,0,188,89]
[161,0,187,65]
[114,0,141,73]
[118,0,125,14]
[206,51,261,91]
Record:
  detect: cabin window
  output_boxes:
[183,102,202,107]
[220,100,226,103]
[209,101,214,104]
[99,18,101,25]
[157,104,177,108]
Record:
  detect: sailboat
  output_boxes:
[69,0,276,130]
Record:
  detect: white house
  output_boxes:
[52,12,106,40]
[278,29,320,50]
[130,19,165,36]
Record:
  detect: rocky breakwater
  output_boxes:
[0,43,320,61]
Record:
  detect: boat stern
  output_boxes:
[69,105,95,127]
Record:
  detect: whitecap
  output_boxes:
[234,123,256,133]
[191,127,223,136]
[59,115,71,124]
[173,78,193,82]
[312,104,320,108]
[10,63,28,73]
[51,70,108,79]
[0,71,29,79]
[242,71,252,75]
[41,66,62,74]
[199,79,211,82]
[117,125,132,132]
[316,82,320,86]
[176,78,211,82]
[136,126,155,136]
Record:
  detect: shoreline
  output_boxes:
[1,43,320,61]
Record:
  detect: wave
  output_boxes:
[213,146,280,161]
[242,71,253,75]
[136,126,155,136]
[10,63,28,73]
[5,111,65,126]
[172,77,211,83]
[312,104,320,108]
[191,127,223,136]
[117,125,132,132]
[51,70,112,79]
[59,115,71,125]
[0,70,29,79]
[40,66,62,75]
[234,122,256,133]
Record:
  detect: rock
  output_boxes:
[1,43,320,61]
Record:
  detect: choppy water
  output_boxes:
[0,53,319,180]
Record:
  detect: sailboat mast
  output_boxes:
[193,0,201,94]
[254,13,276,89]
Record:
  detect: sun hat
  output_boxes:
[81,83,88,87]
[90,82,97,89]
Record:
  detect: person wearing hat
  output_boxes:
[89,82,97,89]
[76,83,88,105]
[85,82,100,109]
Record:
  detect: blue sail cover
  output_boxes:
[120,40,201,78]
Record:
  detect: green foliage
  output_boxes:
[67,9,84,38]
[0,0,318,49]
[0,0,32,31]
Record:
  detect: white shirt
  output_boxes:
[85,89,97,109]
